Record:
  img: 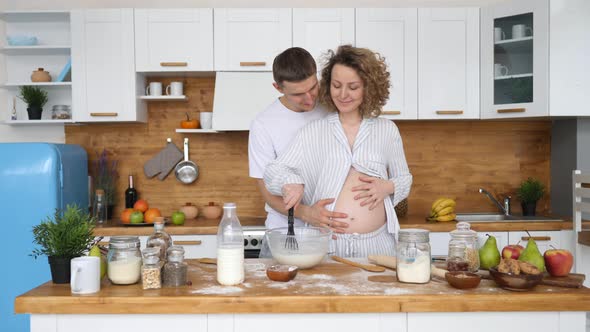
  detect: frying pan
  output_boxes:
[174,138,199,184]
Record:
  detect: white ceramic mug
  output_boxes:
[70,256,101,294]
[494,27,505,42]
[200,112,213,129]
[166,82,184,96]
[512,24,533,39]
[146,82,163,96]
[494,63,509,77]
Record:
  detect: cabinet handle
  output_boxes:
[90,113,118,117]
[240,62,266,67]
[174,240,202,246]
[160,62,188,67]
[521,236,551,242]
[382,111,401,115]
[436,110,463,115]
[497,108,526,113]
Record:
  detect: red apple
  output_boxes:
[502,244,525,259]
[544,249,574,277]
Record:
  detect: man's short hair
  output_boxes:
[272,47,317,86]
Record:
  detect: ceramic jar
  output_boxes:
[202,202,222,219]
[31,68,51,82]
[180,202,199,219]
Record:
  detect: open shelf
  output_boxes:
[175,129,219,133]
[0,45,71,54]
[2,82,72,87]
[139,95,187,101]
[494,36,533,45]
[3,119,75,125]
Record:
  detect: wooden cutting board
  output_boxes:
[541,273,586,288]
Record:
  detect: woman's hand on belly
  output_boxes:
[351,175,395,210]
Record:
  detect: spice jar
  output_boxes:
[51,105,71,119]
[107,236,141,285]
[447,222,480,272]
[163,246,187,287]
[396,229,431,283]
[141,247,161,290]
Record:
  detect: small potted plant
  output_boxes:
[31,205,96,283]
[517,177,545,216]
[18,85,48,120]
[92,149,119,219]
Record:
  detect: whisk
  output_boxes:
[284,207,298,250]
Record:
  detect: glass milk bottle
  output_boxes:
[216,202,244,285]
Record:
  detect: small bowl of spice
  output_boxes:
[445,271,481,289]
[266,264,298,282]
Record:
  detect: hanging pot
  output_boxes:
[174,138,199,184]
[48,256,74,284]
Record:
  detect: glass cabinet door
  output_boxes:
[481,0,548,119]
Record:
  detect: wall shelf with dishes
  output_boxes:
[175,129,219,134]
[1,11,73,124]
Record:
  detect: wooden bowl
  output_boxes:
[266,265,298,282]
[489,266,543,291]
[445,271,481,289]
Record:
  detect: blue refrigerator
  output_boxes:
[0,143,88,332]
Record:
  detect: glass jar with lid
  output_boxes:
[141,247,161,290]
[447,222,479,272]
[396,229,431,283]
[107,236,141,285]
[51,105,71,119]
[146,219,172,261]
[163,246,187,287]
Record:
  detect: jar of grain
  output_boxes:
[447,222,479,272]
[141,248,161,290]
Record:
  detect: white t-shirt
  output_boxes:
[248,98,327,229]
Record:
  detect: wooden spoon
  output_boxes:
[331,256,386,272]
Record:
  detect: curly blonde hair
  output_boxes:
[319,45,390,118]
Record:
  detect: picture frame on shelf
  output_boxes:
[56,58,71,82]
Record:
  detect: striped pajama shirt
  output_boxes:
[264,113,412,257]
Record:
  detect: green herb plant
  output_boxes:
[31,204,96,259]
[18,85,49,109]
[516,177,545,203]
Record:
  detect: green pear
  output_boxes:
[518,238,545,271]
[89,245,107,279]
[479,234,501,269]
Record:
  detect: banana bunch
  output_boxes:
[427,197,457,222]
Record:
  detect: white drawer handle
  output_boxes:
[382,111,401,115]
[521,236,551,241]
[240,61,266,67]
[436,110,463,115]
[497,108,526,113]
[160,62,188,67]
[175,240,202,246]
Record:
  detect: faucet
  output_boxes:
[478,188,511,215]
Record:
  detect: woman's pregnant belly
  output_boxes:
[333,167,387,234]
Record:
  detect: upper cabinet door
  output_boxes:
[134,9,214,72]
[71,9,146,122]
[214,9,292,71]
[418,8,480,120]
[292,8,355,65]
[356,8,418,120]
[481,0,548,119]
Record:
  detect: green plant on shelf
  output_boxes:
[18,85,48,109]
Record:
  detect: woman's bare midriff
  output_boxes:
[333,167,386,234]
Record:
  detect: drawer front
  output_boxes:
[509,231,560,254]
[172,235,217,258]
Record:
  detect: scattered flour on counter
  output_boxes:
[192,286,244,295]
[307,274,334,280]
[267,282,290,289]
[383,288,412,295]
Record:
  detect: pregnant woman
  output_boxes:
[264,45,412,257]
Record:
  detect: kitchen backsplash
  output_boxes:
[65,76,551,219]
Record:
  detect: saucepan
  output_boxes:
[174,138,199,184]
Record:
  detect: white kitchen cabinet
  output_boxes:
[134,9,213,72]
[292,8,355,66]
[429,232,451,256]
[172,234,217,258]
[508,230,560,254]
[477,231,509,252]
[356,8,418,120]
[480,0,549,119]
[214,8,292,71]
[418,8,480,120]
[71,9,146,122]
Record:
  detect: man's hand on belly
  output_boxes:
[300,198,348,234]
[351,175,395,210]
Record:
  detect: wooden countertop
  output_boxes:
[93,214,577,236]
[15,259,590,314]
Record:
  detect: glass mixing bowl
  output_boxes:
[265,226,332,269]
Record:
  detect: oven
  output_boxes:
[243,226,266,258]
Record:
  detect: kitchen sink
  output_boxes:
[455,213,563,223]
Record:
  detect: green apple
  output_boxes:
[171,211,186,225]
[130,211,144,224]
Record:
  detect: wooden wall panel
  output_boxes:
[66,76,552,220]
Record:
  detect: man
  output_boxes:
[248,47,347,232]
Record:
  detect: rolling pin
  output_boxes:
[368,255,448,279]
